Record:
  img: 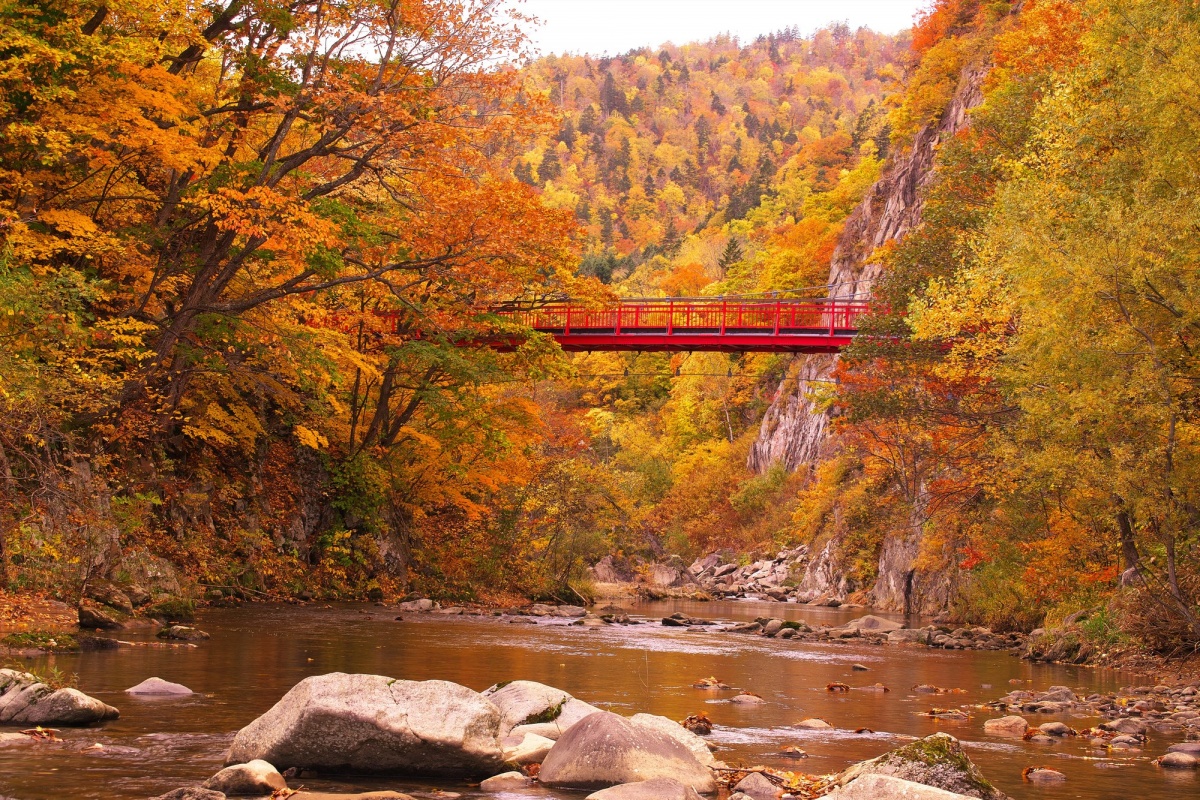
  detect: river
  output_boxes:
[0,599,1193,799]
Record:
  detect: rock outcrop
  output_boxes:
[0,669,119,725]
[226,674,504,777]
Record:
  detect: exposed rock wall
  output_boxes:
[748,59,992,612]
[749,60,988,474]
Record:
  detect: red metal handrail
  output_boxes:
[491,298,869,334]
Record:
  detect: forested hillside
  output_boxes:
[505,27,910,564]
[2,0,1198,657]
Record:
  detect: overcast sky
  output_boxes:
[519,0,928,56]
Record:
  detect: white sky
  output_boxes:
[518,0,929,56]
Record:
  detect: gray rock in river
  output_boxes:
[835,733,1008,799]
[628,713,716,766]
[482,680,599,736]
[1158,752,1199,769]
[501,731,554,764]
[732,771,779,800]
[586,778,704,800]
[152,789,227,800]
[982,716,1028,737]
[539,711,716,793]
[761,619,784,637]
[844,615,904,633]
[158,625,210,641]
[203,759,287,795]
[126,677,193,695]
[479,770,530,791]
[827,774,979,799]
[226,673,504,777]
[887,629,931,645]
[0,668,119,725]
[288,793,414,800]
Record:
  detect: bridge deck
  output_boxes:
[491,298,867,353]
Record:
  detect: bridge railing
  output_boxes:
[491,298,869,336]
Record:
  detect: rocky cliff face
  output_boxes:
[748,59,991,613]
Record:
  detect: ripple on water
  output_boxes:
[709,723,904,746]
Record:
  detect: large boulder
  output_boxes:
[828,774,979,799]
[647,563,694,588]
[836,734,1007,800]
[203,760,286,795]
[629,713,715,766]
[482,680,600,736]
[0,669,119,725]
[226,673,503,777]
[539,711,716,793]
[586,778,704,800]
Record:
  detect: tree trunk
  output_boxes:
[1117,509,1140,573]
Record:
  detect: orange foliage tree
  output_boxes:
[0,0,594,596]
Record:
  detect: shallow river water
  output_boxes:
[0,599,1195,799]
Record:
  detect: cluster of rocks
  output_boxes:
[590,554,709,595]
[989,682,1200,738]
[687,550,816,601]
[150,672,1013,800]
[721,614,1027,654]
[977,683,1200,771]
[394,593,1035,659]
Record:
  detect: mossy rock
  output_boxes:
[1,631,79,652]
[145,597,196,622]
[837,733,1008,799]
[523,697,566,724]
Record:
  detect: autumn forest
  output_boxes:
[2,0,1199,659]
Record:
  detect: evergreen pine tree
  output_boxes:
[718,237,744,270]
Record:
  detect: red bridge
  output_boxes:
[489,297,868,353]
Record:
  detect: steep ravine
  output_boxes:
[747,59,991,614]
